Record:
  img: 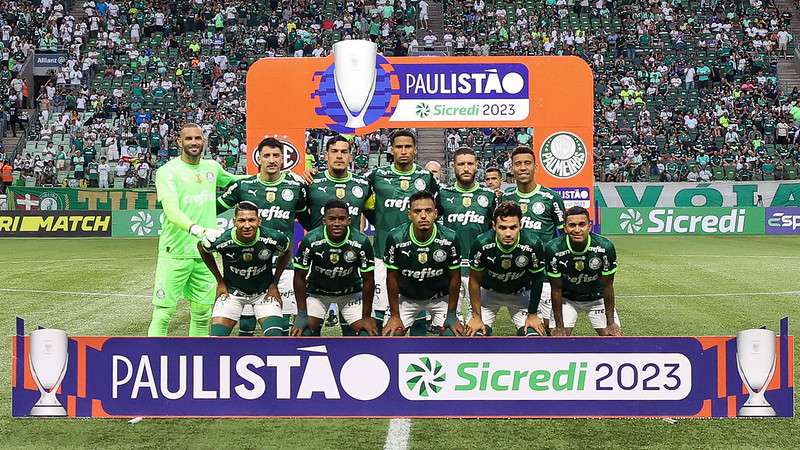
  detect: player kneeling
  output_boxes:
[545,206,622,336]
[198,201,291,336]
[465,202,546,337]
[382,191,464,336]
[291,200,379,336]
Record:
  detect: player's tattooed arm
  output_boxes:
[549,276,567,336]
[601,275,622,336]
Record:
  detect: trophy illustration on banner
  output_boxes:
[736,328,777,417]
[28,328,69,416]
[333,40,378,129]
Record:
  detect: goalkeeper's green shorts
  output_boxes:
[152,256,216,307]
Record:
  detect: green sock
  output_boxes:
[282,314,292,336]
[147,305,176,336]
[210,324,232,336]
[188,302,212,337]
[340,324,356,336]
[238,314,256,336]
[262,316,284,336]
[483,325,493,336]
[302,327,318,336]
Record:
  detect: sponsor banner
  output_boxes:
[7,187,159,211]
[553,186,592,209]
[11,318,793,418]
[595,182,800,208]
[765,207,800,235]
[111,209,234,237]
[601,207,765,235]
[0,211,112,237]
[33,52,67,76]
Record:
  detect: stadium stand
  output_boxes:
[2,0,800,187]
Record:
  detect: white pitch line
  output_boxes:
[619,290,800,299]
[9,257,156,263]
[642,255,800,259]
[0,288,150,298]
[384,418,412,450]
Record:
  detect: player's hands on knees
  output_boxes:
[465,316,486,336]
[290,311,310,336]
[550,327,568,337]
[215,282,229,301]
[443,311,464,336]
[604,323,623,336]
[524,314,545,336]
[352,316,379,336]
[383,316,406,336]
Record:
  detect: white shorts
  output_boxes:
[212,293,282,322]
[385,295,449,330]
[535,281,553,320]
[278,269,296,315]
[373,259,389,314]
[470,288,529,329]
[307,293,363,325]
[549,297,621,330]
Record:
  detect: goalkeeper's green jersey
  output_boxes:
[155,157,239,258]
[544,233,618,302]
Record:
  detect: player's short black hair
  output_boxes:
[234,201,260,216]
[493,201,523,222]
[485,166,502,177]
[390,129,417,146]
[409,190,435,207]
[565,206,591,221]
[510,145,535,162]
[325,135,351,152]
[453,146,476,160]
[324,199,349,215]
[257,137,283,154]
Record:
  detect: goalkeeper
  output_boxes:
[147,124,243,336]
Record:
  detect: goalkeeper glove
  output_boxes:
[191,224,223,248]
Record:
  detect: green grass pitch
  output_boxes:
[0,235,798,449]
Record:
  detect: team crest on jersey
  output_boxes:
[462,196,472,208]
[400,179,410,190]
[194,174,203,184]
[414,178,427,191]
[589,257,602,270]
[330,253,340,264]
[532,202,546,215]
[243,253,253,262]
[206,172,215,182]
[477,195,489,208]
[258,249,272,261]
[335,187,346,199]
[515,255,529,268]
[156,289,165,299]
[282,189,295,202]
[433,249,447,263]
[520,203,528,213]
[344,250,357,263]
[501,258,512,269]
[352,186,364,198]
[266,191,276,202]
[575,260,584,271]
[418,252,428,264]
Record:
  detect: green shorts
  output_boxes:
[152,256,216,307]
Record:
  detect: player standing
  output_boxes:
[292,200,378,336]
[198,202,291,336]
[382,191,463,336]
[465,202,546,336]
[501,146,565,330]
[217,137,307,335]
[483,166,503,200]
[366,130,439,330]
[148,123,242,336]
[545,206,622,336]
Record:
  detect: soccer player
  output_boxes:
[483,166,503,199]
[382,191,463,336]
[438,147,496,317]
[198,201,291,336]
[217,137,307,335]
[292,200,378,336]
[545,206,622,337]
[366,129,439,329]
[299,135,371,232]
[502,146,565,330]
[465,202,546,337]
[148,123,241,337]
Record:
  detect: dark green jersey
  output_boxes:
[544,233,618,302]
[470,230,545,294]
[438,182,496,268]
[294,226,375,296]
[366,164,439,257]
[501,185,565,242]
[217,172,307,241]
[203,225,290,295]
[303,170,371,231]
[384,223,460,301]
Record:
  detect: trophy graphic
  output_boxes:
[333,39,378,129]
[28,328,69,416]
[736,328,777,417]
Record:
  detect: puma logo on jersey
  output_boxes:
[486,256,496,263]
[445,197,455,204]
[401,250,411,257]
[317,186,328,192]
[247,189,258,196]
[224,253,235,259]
[315,252,325,258]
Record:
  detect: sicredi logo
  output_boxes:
[398,353,691,401]
[250,137,301,171]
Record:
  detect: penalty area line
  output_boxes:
[384,418,412,450]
